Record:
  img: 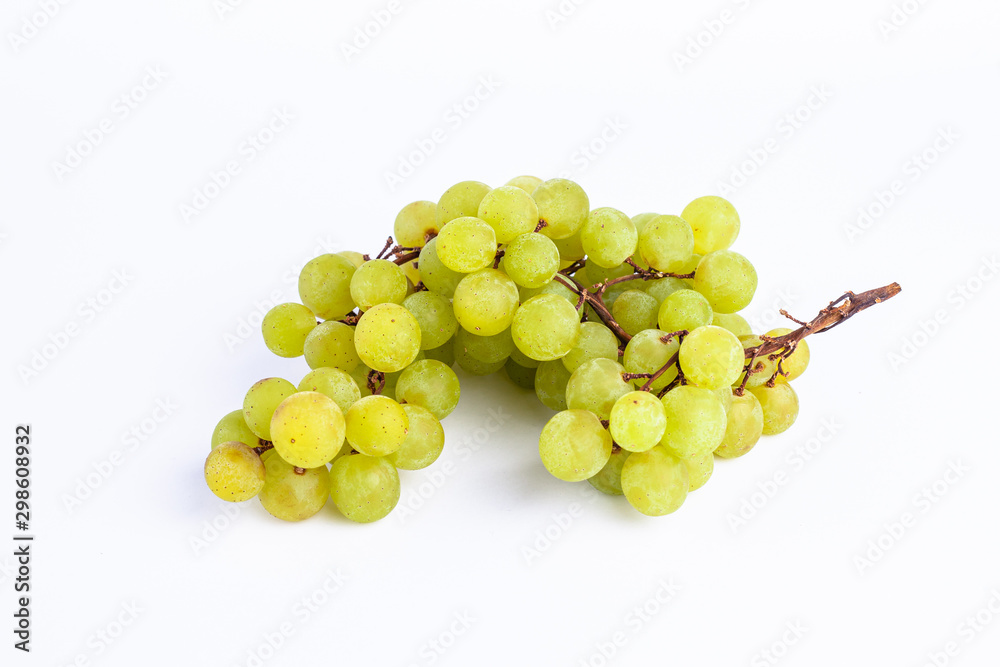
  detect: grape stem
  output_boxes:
[367,370,386,396]
[253,440,274,456]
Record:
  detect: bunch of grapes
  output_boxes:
[204,175,899,522]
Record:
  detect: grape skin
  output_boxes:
[330,454,400,523]
[205,442,266,502]
[539,409,613,482]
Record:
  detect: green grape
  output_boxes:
[338,250,366,268]
[631,212,659,234]
[588,447,631,496]
[553,231,586,262]
[683,450,714,491]
[679,325,744,390]
[349,259,408,310]
[536,278,584,318]
[682,195,740,255]
[609,391,667,453]
[623,329,680,392]
[620,446,689,516]
[394,200,439,248]
[435,216,498,273]
[400,258,421,287]
[504,233,561,288]
[270,392,346,468]
[505,174,543,193]
[261,303,317,358]
[395,359,461,419]
[452,268,520,336]
[424,341,456,367]
[243,378,296,440]
[612,290,660,336]
[765,327,810,381]
[404,291,458,350]
[477,185,539,244]
[736,335,776,388]
[658,385,727,457]
[586,260,632,288]
[211,410,261,450]
[693,250,757,314]
[562,322,619,373]
[455,342,506,375]
[510,344,541,369]
[298,368,362,415]
[456,327,514,364]
[436,180,492,226]
[330,453,400,523]
[204,442,265,501]
[344,395,409,457]
[504,358,537,389]
[539,409,613,482]
[717,386,735,414]
[658,289,713,333]
[298,254,357,321]
[565,358,632,421]
[533,178,590,239]
[715,391,764,458]
[259,456,330,522]
[260,448,277,464]
[645,277,689,303]
[350,363,375,398]
[387,404,444,471]
[638,215,695,273]
[750,382,799,435]
[535,360,572,411]
[581,207,637,268]
[713,312,753,338]
[303,321,361,372]
[354,303,422,373]
[418,238,464,297]
[511,294,581,362]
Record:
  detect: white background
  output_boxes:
[2,1,999,665]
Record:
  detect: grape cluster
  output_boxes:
[204,175,814,522]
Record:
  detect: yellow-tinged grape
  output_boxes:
[510,344,541,369]
[395,359,461,419]
[387,404,444,470]
[717,386,735,414]
[750,382,799,435]
[270,392,346,468]
[394,200,439,248]
[437,180,492,225]
[456,327,514,364]
[535,360,572,411]
[452,268,520,336]
[243,378,296,440]
[349,259,408,310]
[609,391,667,453]
[512,294,581,361]
[765,327,811,381]
[562,322,619,373]
[683,450,714,491]
[679,325,744,390]
[588,447,631,495]
[212,410,261,450]
[205,442,265,501]
[659,385,727,457]
[418,238,463,298]
[713,312,753,338]
[477,185,539,244]
[638,215,695,272]
[621,446,689,516]
[736,335,777,388]
[298,368,362,414]
[622,329,680,392]
[565,358,632,421]
[505,358,537,389]
[261,303,317,358]
[506,174,543,193]
[645,278,689,303]
[631,212,659,233]
[344,395,409,457]
[581,207,638,268]
[436,217,498,273]
[404,291,458,350]
[338,250,366,268]
[612,290,660,337]
[259,456,330,522]
[533,178,590,239]
[539,409,613,482]
[553,231,586,262]
[424,341,456,367]
[693,250,757,314]
[658,289,712,333]
[298,254,357,320]
[330,453,400,523]
[504,233,561,288]
[715,391,764,458]
[682,195,741,255]
[354,303,422,373]
[455,342,506,375]
[401,259,421,287]
[303,321,361,372]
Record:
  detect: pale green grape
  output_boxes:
[679,325,744,390]
[638,215,695,272]
[395,359,461,419]
[504,359,537,389]
[298,254,357,321]
[535,360,572,411]
[715,391,764,458]
[612,290,659,336]
[693,250,757,314]
[539,409,613,482]
[204,442,265,501]
[717,386,735,414]
[452,268,520,336]
[622,329,680,392]
[588,447,631,495]
[243,378,296,440]
[261,303,317,358]
[345,395,409,457]
[645,278,689,303]
[506,175,543,193]
[330,453,400,523]
[436,217,498,273]
[532,178,590,239]
[536,278,584,318]
[658,385,727,457]
[713,312,753,338]
[211,410,261,450]
[418,238,463,297]
[456,327,514,364]
[394,200,439,248]
[562,322,619,373]
[512,294,581,362]
[510,344,541,369]
[437,180,492,226]
[658,289,713,333]
[609,391,667,453]
[354,303,422,373]
[631,212,659,234]
[349,259,408,310]
[683,450,714,491]
[553,231,586,262]
[477,185,539,244]
[303,321,361,372]
[298,367,362,415]
[338,250,366,268]
[455,342,506,376]
[259,455,330,522]
[750,382,799,435]
[565,358,632,421]
[581,207,637,268]
[682,196,740,255]
[400,258,421,287]
[260,448,277,464]
[387,404,444,470]
[404,291,458,350]
[270,392,346,468]
[504,233,560,288]
[765,327,810,381]
[350,363,375,398]
[621,446,688,516]
[737,335,776,388]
